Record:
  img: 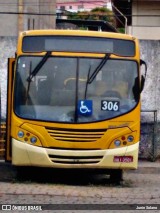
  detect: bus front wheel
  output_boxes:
[110,169,123,184]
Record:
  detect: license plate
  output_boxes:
[113,156,133,163]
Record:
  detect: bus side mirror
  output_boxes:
[140,75,145,92]
[140,59,147,93]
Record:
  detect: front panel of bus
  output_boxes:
[7,30,141,169]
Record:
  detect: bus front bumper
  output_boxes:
[12,139,139,169]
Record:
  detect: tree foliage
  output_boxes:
[67,7,114,24]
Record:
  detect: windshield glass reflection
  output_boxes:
[14,56,138,123]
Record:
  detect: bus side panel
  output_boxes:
[5,58,15,161]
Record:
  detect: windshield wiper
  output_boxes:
[84,65,91,99]
[25,61,32,104]
[84,53,110,99]
[27,51,52,82]
[87,53,110,84]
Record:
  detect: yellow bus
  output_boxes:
[6,30,146,181]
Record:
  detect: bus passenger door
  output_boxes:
[5,58,15,161]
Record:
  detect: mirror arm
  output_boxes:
[140,59,147,78]
[140,59,147,93]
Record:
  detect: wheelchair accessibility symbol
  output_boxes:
[78,100,92,116]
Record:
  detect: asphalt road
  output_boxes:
[0,160,160,212]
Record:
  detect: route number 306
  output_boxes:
[101,100,120,111]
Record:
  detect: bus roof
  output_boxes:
[20,29,136,42]
[18,30,138,56]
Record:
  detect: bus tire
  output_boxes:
[110,169,123,184]
[15,166,33,180]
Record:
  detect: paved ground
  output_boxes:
[0,160,160,212]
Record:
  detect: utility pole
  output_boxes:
[18,0,24,33]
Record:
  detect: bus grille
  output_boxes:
[45,127,107,142]
[48,154,103,164]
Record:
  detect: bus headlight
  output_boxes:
[114,140,121,147]
[30,137,37,144]
[127,135,134,142]
[18,131,24,138]
[16,128,42,146]
[109,131,137,149]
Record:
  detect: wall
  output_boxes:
[0,0,18,36]
[0,0,56,36]
[0,37,17,119]
[39,0,56,29]
[20,0,56,30]
[128,0,160,40]
[140,40,160,122]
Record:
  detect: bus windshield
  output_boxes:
[14,56,139,123]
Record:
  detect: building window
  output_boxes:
[78,5,84,9]
[60,6,65,10]
[69,6,72,9]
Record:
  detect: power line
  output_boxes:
[0,12,55,15]
[0,2,108,7]
[0,3,55,7]
[0,11,159,17]
[0,1,53,4]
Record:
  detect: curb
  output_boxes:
[129,160,160,174]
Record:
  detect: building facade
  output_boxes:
[112,0,160,40]
[56,0,111,12]
[128,0,160,40]
[0,0,56,36]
